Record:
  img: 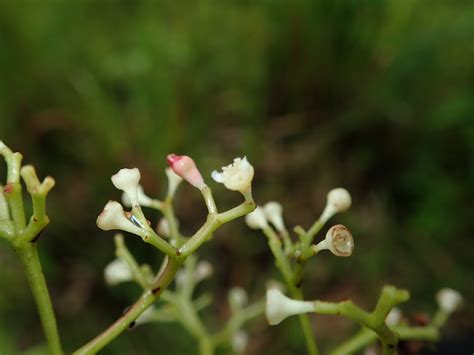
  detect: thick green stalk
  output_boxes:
[15,243,63,355]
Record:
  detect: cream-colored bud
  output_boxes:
[121,185,154,208]
[245,206,268,230]
[263,201,285,232]
[165,167,183,197]
[136,306,158,325]
[211,157,254,194]
[436,288,463,313]
[157,218,170,237]
[385,307,402,326]
[111,168,141,206]
[96,201,145,237]
[232,330,248,354]
[320,187,352,223]
[104,258,133,286]
[195,261,213,282]
[265,288,314,325]
[228,287,248,310]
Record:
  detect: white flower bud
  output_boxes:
[436,288,463,313]
[385,307,402,326]
[211,157,254,193]
[320,187,352,223]
[263,201,286,232]
[167,154,205,190]
[265,288,314,325]
[228,287,248,310]
[165,167,183,197]
[111,168,141,206]
[232,330,248,354]
[96,201,146,237]
[245,206,268,230]
[195,261,213,282]
[0,187,10,221]
[136,306,158,325]
[157,218,170,237]
[104,258,133,286]
[121,185,154,208]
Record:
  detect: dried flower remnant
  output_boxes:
[312,224,354,257]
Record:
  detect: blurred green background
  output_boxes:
[0,1,473,354]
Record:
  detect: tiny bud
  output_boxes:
[136,306,158,325]
[96,201,145,237]
[320,187,352,223]
[122,185,154,208]
[195,261,213,282]
[211,157,254,194]
[325,224,354,257]
[263,201,286,232]
[436,288,463,313]
[232,330,248,354]
[385,307,402,326]
[245,206,268,230]
[111,168,141,206]
[166,154,205,190]
[228,287,248,311]
[104,258,133,286]
[165,167,183,197]
[157,218,170,237]
[265,288,314,325]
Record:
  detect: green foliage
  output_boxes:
[0,1,472,353]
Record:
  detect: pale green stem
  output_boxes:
[73,257,182,355]
[262,227,319,355]
[212,301,265,346]
[161,197,181,242]
[201,186,218,214]
[313,286,409,352]
[74,193,255,353]
[15,243,63,355]
[114,234,150,290]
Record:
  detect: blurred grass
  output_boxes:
[0,1,473,354]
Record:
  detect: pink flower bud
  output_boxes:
[166,154,205,189]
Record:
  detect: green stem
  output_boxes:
[15,243,63,355]
[263,226,319,355]
[73,257,182,355]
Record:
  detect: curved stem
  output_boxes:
[15,243,63,355]
[73,257,182,355]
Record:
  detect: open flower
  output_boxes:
[436,288,463,313]
[245,206,268,230]
[312,224,354,257]
[97,201,146,237]
[320,187,352,223]
[263,201,286,232]
[211,157,254,194]
[265,288,314,325]
[111,168,141,206]
[167,154,205,190]
[104,258,133,286]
